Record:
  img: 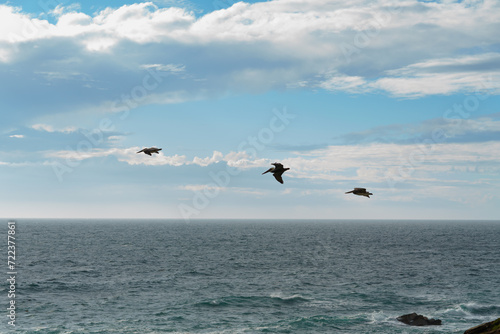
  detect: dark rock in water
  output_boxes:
[464,318,500,334]
[397,313,442,326]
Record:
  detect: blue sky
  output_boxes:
[1,0,499,219]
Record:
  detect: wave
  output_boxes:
[269,292,309,303]
[286,315,341,330]
[182,269,213,277]
[440,302,500,318]
[195,294,309,308]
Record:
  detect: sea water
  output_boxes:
[1,219,499,333]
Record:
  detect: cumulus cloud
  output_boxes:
[44,147,258,167]
[1,0,500,127]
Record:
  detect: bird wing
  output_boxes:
[354,188,366,191]
[272,163,283,168]
[262,168,273,175]
[273,173,284,184]
[345,190,354,194]
[145,151,152,156]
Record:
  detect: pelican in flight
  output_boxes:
[137,147,162,156]
[345,188,373,198]
[262,162,290,184]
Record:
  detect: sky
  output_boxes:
[1,0,499,220]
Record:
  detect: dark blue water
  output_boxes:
[2,219,499,333]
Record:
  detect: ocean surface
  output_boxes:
[2,219,499,333]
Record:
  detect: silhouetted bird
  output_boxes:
[345,188,373,198]
[262,162,290,184]
[137,147,162,156]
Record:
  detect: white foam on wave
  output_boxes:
[366,310,467,333]
[368,310,390,324]
[367,310,406,326]
[269,291,306,300]
[439,302,500,319]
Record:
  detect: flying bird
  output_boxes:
[345,188,373,198]
[137,147,162,156]
[262,162,290,184]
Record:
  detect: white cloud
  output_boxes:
[32,124,78,133]
[113,148,265,168]
[34,70,90,81]
[317,72,367,93]
[192,150,223,166]
[46,147,117,161]
[443,116,500,136]
[9,134,24,138]
[45,147,187,166]
[0,0,499,107]
[338,113,500,144]
[42,141,500,188]
[49,4,83,18]
[0,3,194,45]
[0,160,55,167]
[44,147,255,167]
[250,141,500,189]
[0,5,52,43]
[140,63,186,74]
[371,54,500,97]
[178,184,220,192]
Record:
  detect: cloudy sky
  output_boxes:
[1,0,499,220]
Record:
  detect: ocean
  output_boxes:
[2,219,499,333]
